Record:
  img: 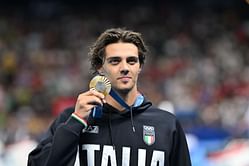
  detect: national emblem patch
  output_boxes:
[143,125,155,146]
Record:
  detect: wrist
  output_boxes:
[71,112,88,128]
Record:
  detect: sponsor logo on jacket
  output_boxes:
[83,126,99,134]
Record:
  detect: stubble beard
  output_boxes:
[113,83,134,98]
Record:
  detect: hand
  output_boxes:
[74,89,106,119]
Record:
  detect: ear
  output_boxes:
[138,66,142,74]
[97,67,105,76]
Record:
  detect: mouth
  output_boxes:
[117,76,131,82]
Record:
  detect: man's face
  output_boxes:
[98,42,141,94]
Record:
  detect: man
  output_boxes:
[28,28,191,166]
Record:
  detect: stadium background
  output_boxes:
[0,0,249,165]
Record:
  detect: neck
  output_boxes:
[106,89,139,111]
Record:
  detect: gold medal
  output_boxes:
[89,75,111,96]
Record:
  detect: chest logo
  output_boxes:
[143,125,155,146]
[83,125,99,134]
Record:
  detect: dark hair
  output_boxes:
[89,28,148,73]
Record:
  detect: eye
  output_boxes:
[108,58,121,65]
[127,57,139,65]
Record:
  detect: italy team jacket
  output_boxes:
[28,98,191,166]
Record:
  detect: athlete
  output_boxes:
[28,28,191,166]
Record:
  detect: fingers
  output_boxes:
[74,89,106,119]
[88,89,106,103]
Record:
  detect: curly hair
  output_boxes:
[88,28,148,73]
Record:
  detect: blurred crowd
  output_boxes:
[0,1,249,165]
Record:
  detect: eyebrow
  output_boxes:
[106,55,138,60]
[106,56,120,60]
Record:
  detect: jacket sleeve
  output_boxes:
[28,108,86,166]
[169,120,192,166]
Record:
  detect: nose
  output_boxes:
[121,69,129,75]
[120,61,129,75]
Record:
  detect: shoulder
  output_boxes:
[140,106,185,134]
[147,106,176,119]
[141,106,178,126]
